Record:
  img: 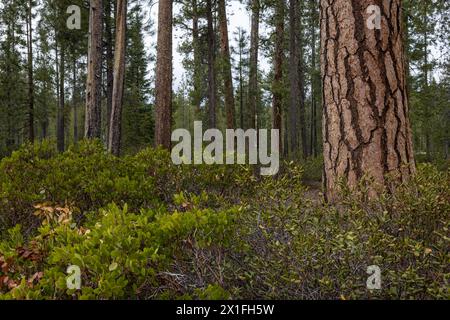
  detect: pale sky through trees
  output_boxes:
[149,0,270,90]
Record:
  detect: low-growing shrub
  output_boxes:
[0,140,448,300]
[0,140,255,234]
[229,164,449,299]
[0,200,239,300]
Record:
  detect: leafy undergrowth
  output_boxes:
[0,141,448,300]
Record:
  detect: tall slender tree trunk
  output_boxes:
[320,0,416,200]
[108,0,127,156]
[248,0,260,130]
[218,0,235,128]
[288,0,299,156]
[105,0,114,143]
[310,0,318,157]
[298,14,307,159]
[57,45,65,152]
[192,0,202,115]
[272,0,284,153]
[26,0,34,142]
[423,3,432,162]
[206,0,218,129]
[154,0,173,149]
[73,59,78,143]
[237,28,245,129]
[288,0,307,158]
[85,0,103,139]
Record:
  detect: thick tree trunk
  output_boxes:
[248,0,260,129]
[206,0,218,129]
[26,0,34,142]
[154,0,173,149]
[320,0,416,200]
[85,0,103,139]
[272,0,284,152]
[218,0,235,129]
[108,0,127,156]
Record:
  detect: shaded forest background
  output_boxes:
[0,0,448,166]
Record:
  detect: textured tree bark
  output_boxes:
[85,0,103,139]
[206,0,218,129]
[272,0,284,153]
[218,0,235,129]
[154,0,173,149]
[320,0,416,200]
[108,0,127,156]
[248,0,260,130]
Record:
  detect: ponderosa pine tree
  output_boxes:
[248,0,260,130]
[272,0,284,152]
[108,0,127,156]
[320,0,416,200]
[205,0,217,129]
[85,0,103,139]
[154,0,173,149]
[218,0,235,129]
[26,0,34,142]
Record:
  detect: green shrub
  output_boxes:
[229,164,449,299]
[301,155,323,182]
[0,140,255,234]
[0,140,448,300]
[0,202,239,300]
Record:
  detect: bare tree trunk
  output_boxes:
[206,0,218,129]
[105,0,114,143]
[57,45,65,152]
[298,19,307,159]
[320,0,416,200]
[272,0,284,153]
[155,0,173,149]
[218,0,235,128]
[248,0,260,130]
[192,0,202,115]
[85,0,103,139]
[310,0,318,157]
[288,0,299,156]
[26,0,34,142]
[108,0,127,156]
[73,59,79,143]
[237,28,245,129]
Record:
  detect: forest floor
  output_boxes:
[0,142,448,300]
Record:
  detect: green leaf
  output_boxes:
[109,262,118,271]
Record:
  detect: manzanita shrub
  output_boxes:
[0,201,239,299]
[0,140,254,234]
[0,140,448,299]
